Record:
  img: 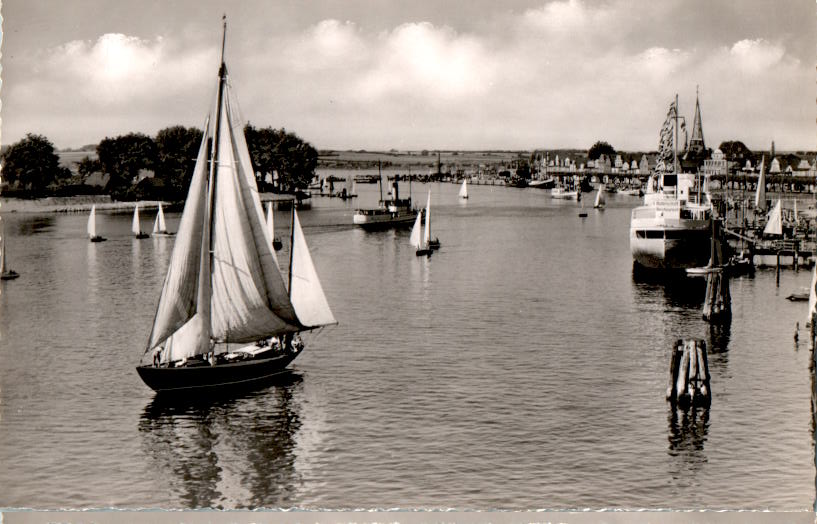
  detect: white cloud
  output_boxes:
[728,38,787,74]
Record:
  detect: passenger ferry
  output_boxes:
[353,176,419,230]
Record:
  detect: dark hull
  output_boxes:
[356,214,417,231]
[90,236,107,242]
[135,233,150,239]
[0,270,19,280]
[136,353,299,393]
[416,248,432,256]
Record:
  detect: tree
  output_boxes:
[244,124,318,192]
[718,141,754,162]
[154,126,203,199]
[587,141,616,160]
[76,156,102,182]
[96,133,157,196]
[1,134,67,194]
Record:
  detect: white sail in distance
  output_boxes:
[755,156,766,211]
[459,179,468,198]
[266,201,279,268]
[153,203,167,233]
[808,263,817,326]
[88,205,97,238]
[763,200,782,236]
[594,185,605,208]
[409,211,422,249]
[132,205,141,235]
[423,191,431,247]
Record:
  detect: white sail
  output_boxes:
[132,205,141,235]
[147,120,212,354]
[423,191,431,247]
[594,185,605,208]
[153,203,167,233]
[265,201,275,240]
[409,210,422,249]
[755,156,766,211]
[88,205,97,238]
[209,88,299,343]
[345,175,354,195]
[459,179,468,198]
[763,199,782,236]
[794,199,799,225]
[289,209,336,328]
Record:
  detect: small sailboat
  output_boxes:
[152,203,175,236]
[266,201,283,251]
[88,205,106,242]
[136,18,336,394]
[413,191,438,256]
[763,200,783,236]
[807,263,817,327]
[132,205,150,239]
[0,217,19,280]
[459,179,468,199]
[594,184,606,209]
[339,176,357,199]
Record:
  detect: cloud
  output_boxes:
[2,1,813,151]
[728,38,787,74]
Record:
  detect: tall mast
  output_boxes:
[378,160,383,202]
[200,15,228,343]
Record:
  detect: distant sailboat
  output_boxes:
[0,217,19,280]
[763,200,782,236]
[755,156,766,212]
[136,18,336,394]
[88,205,106,242]
[152,203,175,236]
[807,263,817,327]
[339,176,357,199]
[459,179,468,199]
[594,184,606,209]
[413,191,438,256]
[266,201,283,251]
[132,205,150,239]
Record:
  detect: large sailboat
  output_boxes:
[136,19,336,393]
[0,216,19,280]
[629,93,712,270]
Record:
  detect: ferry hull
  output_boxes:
[353,212,418,230]
[630,230,711,269]
[136,353,299,393]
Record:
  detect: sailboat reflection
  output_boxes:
[138,372,304,509]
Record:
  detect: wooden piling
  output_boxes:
[667,339,712,407]
[703,268,731,322]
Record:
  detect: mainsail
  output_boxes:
[265,201,279,267]
[88,205,97,238]
[132,205,142,235]
[459,180,468,199]
[755,156,766,212]
[763,200,782,236]
[409,211,422,249]
[153,203,167,233]
[146,51,333,364]
[594,185,605,208]
[423,191,431,247]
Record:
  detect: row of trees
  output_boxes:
[1,125,318,200]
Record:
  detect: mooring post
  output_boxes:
[776,252,781,286]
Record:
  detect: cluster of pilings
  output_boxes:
[702,218,732,322]
[667,339,712,407]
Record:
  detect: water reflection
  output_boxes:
[14,216,54,235]
[631,269,707,310]
[667,406,710,470]
[138,372,304,509]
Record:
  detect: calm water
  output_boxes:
[0,174,814,510]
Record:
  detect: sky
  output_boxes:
[1,0,814,152]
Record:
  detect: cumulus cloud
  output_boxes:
[2,0,812,150]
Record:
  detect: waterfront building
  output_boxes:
[702,148,728,177]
